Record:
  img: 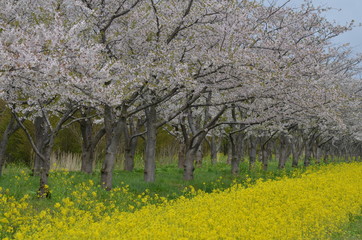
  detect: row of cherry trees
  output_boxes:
[0,0,361,195]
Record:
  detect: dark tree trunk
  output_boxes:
[278,134,290,169]
[79,108,106,174]
[178,142,186,169]
[33,117,45,176]
[101,106,122,190]
[230,133,244,175]
[182,105,227,180]
[312,137,323,164]
[124,136,138,171]
[195,145,203,168]
[210,134,218,165]
[13,106,77,198]
[291,136,302,168]
[249,135,257,169]
[304,139,313,167]
[80,118,94,174]
[31,116,54,198]
[144,105,157,182]
[230,135,238,175]
[315,146,322,164]
[184,147,197,180]
[322,145,330,164]
[226,141,232,164]
[238,138,245,163]
[0,115,20,176]
[123,117,142,172]
[260,136,271,171]
[38,140,52,198]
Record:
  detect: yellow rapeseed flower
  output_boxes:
[5,162,362,240]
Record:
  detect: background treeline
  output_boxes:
[1,100,361,174]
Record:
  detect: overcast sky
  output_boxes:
[275,0,362,55]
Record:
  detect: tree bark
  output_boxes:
[38,138,53,198]
[144,105,157,182]
[209,134,218,165]
[304,138,313,167]
[230,133,244,174]
[195,144,203,167]
[226,141,232,164]
[123,118,141,171]
[80,118,94,174]
[101,106,122,190]
[79,108,106,174]
[178,142,186,169]
[124,135,138,171]
[278,133,290,169]
[184,147,197,180]
[182,105,227,180]
[260,136,271,171]
[32,116,53,198]
[33,117,45,176]
[249,135,257,169]
[230,135,239,175]
[0,115,20,176]
[291,136,302,168]
[13,106,77,197]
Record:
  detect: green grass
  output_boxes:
[0,159,302,207]
[332,214,362,239]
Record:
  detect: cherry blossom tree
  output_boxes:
[0,0,107,196]
[1,0,361,190]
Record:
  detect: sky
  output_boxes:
[275,0,362,55]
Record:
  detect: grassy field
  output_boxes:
[0,159,361,239]
[332,215,362,239]
[0,159,305,209]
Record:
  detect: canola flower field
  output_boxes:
[0,162,361,239]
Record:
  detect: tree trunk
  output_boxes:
[80,118,94,174]
[322,145,330,164]
[230,133,244,174]
[0,115,19,176]
[38,140,52,198]
[123,117,141,172]
[249,135,257,169]
[304,138,313,167]
[144,105,157,182]
[230,135,239,175]
[291,136,302,168]
[260,136,271,171]
[101,106,122,190]
[210,134,218,165]
[178,142,186,169]
[315,146,322,164]
[33,117,45,176]
[184,147,197,180]
[278,134,290,169]
[226,141,232,164]
[195,145,203,167]
[32,116,53,198]
[124,136,138,171]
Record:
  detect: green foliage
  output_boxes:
[7,128,33,165]
[332,214,362,239]
[0,110,33,166]
[54,125,82,153]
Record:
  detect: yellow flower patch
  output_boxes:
[2,162,362,239]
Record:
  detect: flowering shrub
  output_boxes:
[1,162,361,239]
